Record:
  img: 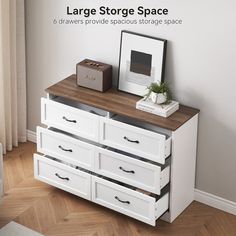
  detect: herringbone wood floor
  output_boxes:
[0,142,236,236]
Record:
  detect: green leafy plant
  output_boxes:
[145,82,172,103]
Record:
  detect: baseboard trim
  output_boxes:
[27,130,36,143]
[195,189,236,215]
[18,135,27,143]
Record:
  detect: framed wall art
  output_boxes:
[118,30,167,96]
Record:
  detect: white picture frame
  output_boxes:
[118,31,167,96]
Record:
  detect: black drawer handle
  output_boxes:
[55,173,70,181]
[58,145,73,153]
[63,116,77,123]
[115,196,130,205]
[124,136,140,144]
[119,167,135,174]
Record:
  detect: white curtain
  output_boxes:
[0,0,27,154]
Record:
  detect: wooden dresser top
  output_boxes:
[46,74,199,131]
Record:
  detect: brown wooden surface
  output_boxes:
[46,75,199,131]
[1,142,236,236]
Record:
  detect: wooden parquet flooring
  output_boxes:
[1,142,236,236]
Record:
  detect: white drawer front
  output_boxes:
[41,98,99,142]
[37,127,94,171]
[100,117,171,164]
[94,147,170,195]
[34,154,91,200]
[92,176,169,226]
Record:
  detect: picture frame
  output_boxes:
[118,30,167,96]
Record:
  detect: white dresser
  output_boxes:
[34,75,199,226]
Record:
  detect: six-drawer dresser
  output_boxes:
[34,74,199,226]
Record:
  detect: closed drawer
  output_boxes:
[99,117,171,164]
[34,154,91,200]
[41,98,99,142]
[37,127,95,171]
[92,176,169,226]
[94,147,170,195]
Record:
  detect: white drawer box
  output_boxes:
[94,147,170,195]
[99,117,171,164]
[92,176,169,226]
[41,98,100,142]
[37,127,95,171]
[34,154,91,200]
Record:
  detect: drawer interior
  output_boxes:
[50,96,114,118]
[94,172,170,201]
[105,146,171,169]
[112,115,171,137]
[47,127,105,147]
[44,155,93,175]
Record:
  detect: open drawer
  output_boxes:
[37,127,95,171]
[94,147,170,195]
[34,154,91,200]
[41,98,100,142]
[92,176,169,226]
[99,117,171,164]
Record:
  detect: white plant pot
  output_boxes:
[150,92,167,104]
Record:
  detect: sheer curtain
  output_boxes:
[0,0,27,154]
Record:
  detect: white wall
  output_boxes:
[25,0,236,202]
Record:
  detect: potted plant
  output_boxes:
[145,82,172,104]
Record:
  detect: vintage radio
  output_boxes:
[76,59,112,92]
